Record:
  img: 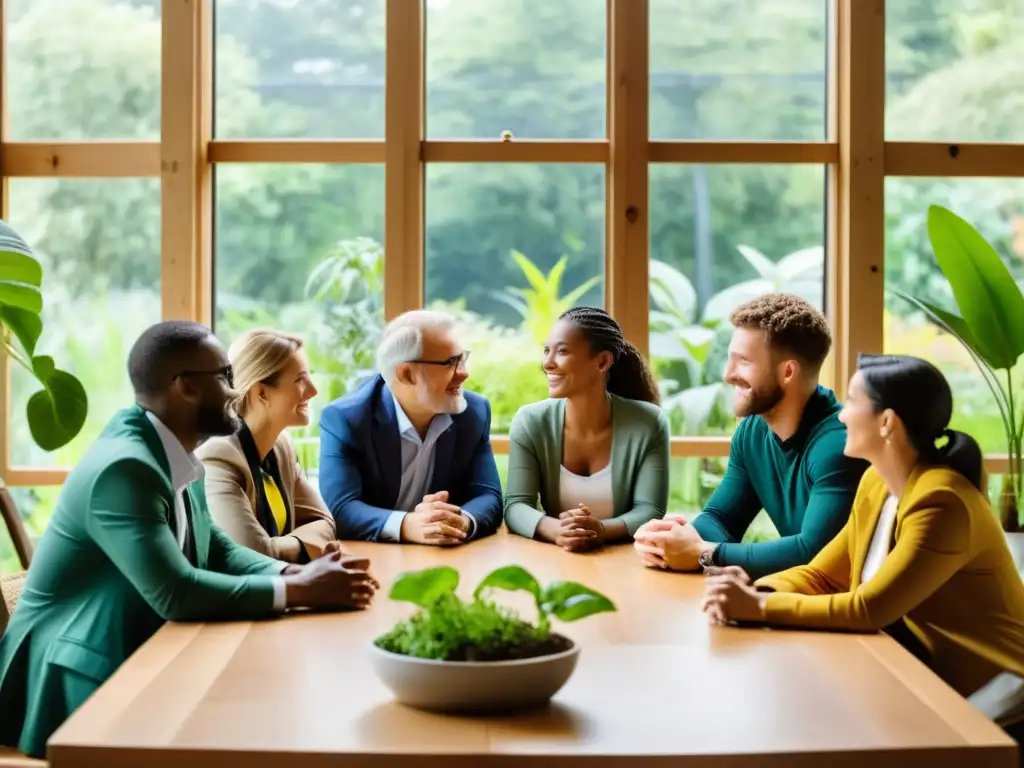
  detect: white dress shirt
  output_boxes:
[145,411,286,611]
[380,394,476,541]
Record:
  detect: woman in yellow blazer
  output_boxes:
[702,354,1024,747]
[197,329,337,562]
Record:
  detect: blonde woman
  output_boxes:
[197,329,337,562]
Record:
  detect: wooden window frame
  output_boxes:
[0,0,1016,486]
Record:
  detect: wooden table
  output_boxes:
[48,533,1018,767]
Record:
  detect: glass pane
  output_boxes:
[7,178,162,466]
[884,177,1024,454]
[426,0,606,139]
[887,3,1024,141]
[214,163,385,473]
[213,0,385,139]
[649,164,827,436]
[425,163,606,432]
[649,0,828,141]
[6,0,161,140]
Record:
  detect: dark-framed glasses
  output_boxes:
[409,351,470,371]
[174,364,234,388]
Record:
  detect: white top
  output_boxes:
[558,464,614,519]
[861,494,899,584]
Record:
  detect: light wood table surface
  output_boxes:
[48,532,1018,767]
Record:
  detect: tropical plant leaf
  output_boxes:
[511,250,550,293]
[927,205,1024,370]
[0,280,43,313]
[473,565,541,600]
[0,249,43,287]
[389,566,460,607]
[890,288,1011,431]
[0,305,42,357]
[540,581,616,622]
[649,259,697,321]
[26,368,88,452]
[735,244,777,278]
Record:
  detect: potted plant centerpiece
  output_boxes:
[369,564,616,712]
[892,205,1024,572]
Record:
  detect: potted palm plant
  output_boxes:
[892,205,1024,569]
[0,219,88,463]
[369,564,616,712]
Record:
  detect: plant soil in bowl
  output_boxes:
[369,565,615,713]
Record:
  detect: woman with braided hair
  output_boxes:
[503,306,670,552]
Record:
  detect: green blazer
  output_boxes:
[503,395,670,539]
[0,405,285,758]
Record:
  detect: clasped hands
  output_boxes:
[552,503,605,552]
[632,517,710,571]
[401,490,472,546]
[281,540,380,611]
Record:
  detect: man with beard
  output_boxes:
[0,321,379,759]
[319,310,503,543]
[633,293,868,580]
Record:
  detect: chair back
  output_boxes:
[0,487,33,570]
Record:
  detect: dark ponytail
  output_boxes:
[559,306,660,405]
[857,353,983,490]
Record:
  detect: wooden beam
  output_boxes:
[832,0,885,400]
[423,140,608,164]
[208,140,386,164]
[648,141,838,164]
[384,0,424,321]
[606,0,649,356]
[5,468,69,486]
[885,142,1024,178]
[0,0,8,483]
[161,0,212,325]
[1,142,160,177]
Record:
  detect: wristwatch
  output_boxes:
[697,545,718,572]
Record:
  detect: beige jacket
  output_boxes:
[196,432,336,562]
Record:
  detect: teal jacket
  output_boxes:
[503,395,670,538]
[0,406,285,758]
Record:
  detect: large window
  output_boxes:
[6,0,161,140]
[886,2,1024,142]
[426,0,606,139]
[4,1,1020,537]
[213,0,386,139]
[649,0,829,141]
[649,164,826,436]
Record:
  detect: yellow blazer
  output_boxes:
[757,464,1024,700]
[197,432,336,562]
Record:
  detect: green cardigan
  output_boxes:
[503,394,670,538]
[0,405,285,758]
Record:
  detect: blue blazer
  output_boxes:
[318,375,503,541]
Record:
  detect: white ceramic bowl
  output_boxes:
[368,638,581,712]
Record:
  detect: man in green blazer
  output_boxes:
[0,321,379,759]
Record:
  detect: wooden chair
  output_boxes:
[0,487,33,571]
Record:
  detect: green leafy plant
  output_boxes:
[493,249,601,345]
[0,220,87,453]
[891,204,1024,531]
[373,564,616,662]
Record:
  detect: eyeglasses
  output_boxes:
[409,351,470,371]
[174,365,234,388]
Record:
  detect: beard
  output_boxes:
[417,379,468,415]
[196,398,240,438]
[732,379,784,418]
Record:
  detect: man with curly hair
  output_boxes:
[634,292,868,579]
